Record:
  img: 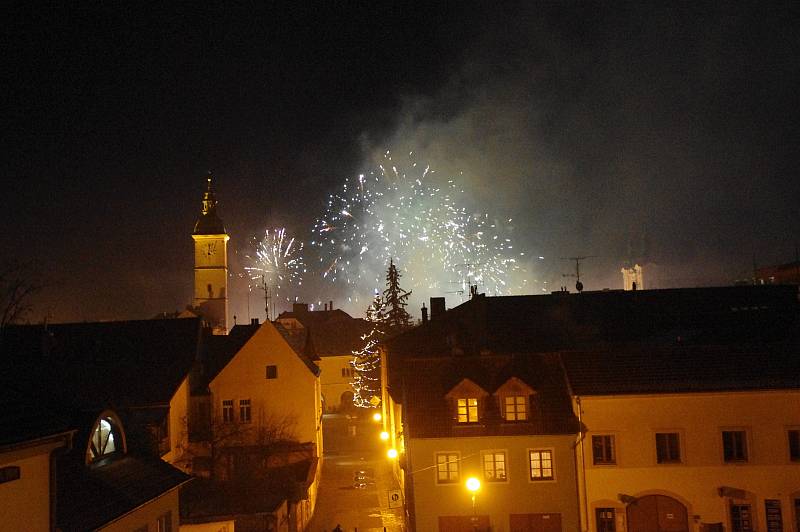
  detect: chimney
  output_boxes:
[324,303,328,311]
[430,297,446,320]
[293,303,309,314]
[251,318,259,326]
[421,303,428,324]
[329,300,333,311]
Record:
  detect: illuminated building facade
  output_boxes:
[382,286,800,531]
[276,302,371,412]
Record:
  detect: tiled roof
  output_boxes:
[276,309,371,356]
[273,323,322,376]
[562,344,800,396]
[397,354,579,438]
[57,454,191,531]
[0,318,202,414]
[180,458,316,522]
[389,286,799,359]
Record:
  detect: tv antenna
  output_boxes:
[560,256,595,293]
[449,263,484,299]
[260,274,273,321]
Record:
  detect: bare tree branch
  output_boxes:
[0,261,42,329]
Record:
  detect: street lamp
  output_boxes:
[380,431,390,441]
[372,412,382,422]
[466,477,481,530]
[387,448,398,459]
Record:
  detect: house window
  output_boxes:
[341,367,354,378]
[239,399,252,423]
[88,416,121,462]
[0,466,20,484]
[592,435,616,465]
[266,365,278,379]
[222,400,234,423]
[156,511,172,532]
[788,429,800,462]
[529,449,554,481]
[436,452,460,484]
[722,430,748,462]
[457,398,478,423]
[656,432,681,463]
[504,395,527,421]
[482,451,507,482]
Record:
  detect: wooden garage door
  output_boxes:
[510,513,562,532]
[438,515,490,532]
[627,495,688,532]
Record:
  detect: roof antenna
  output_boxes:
[561,256,595,293]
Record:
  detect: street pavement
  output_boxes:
[307,413,405,532]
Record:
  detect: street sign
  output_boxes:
[388,489,402,508]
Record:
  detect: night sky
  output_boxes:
[4,3,799,323]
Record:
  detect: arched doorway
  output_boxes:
[627,495,689,532]
[340,391,355,412]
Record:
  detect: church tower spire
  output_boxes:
[191,173,230,334]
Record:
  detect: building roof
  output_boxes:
[562,344,800,396]
[389,285,799,358]
[199,321,320,389]
[276,308,370,356]
[273,323,322,376]
[384,286,800,435]
[394,353,579,438]
[0,318,202,416]
[180,458,316,523]
[57,454,191,531]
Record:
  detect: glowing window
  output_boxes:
[504,396,527,421]
[457,398,478,423]
[482,451,507,482]
[529,449,554,481]
[436,452,460,484]
[222,400,234,423]
[239,399,252,423]
[88,416,121,463]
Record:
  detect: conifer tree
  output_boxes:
[383,258,412,332]
[350,291,385,408]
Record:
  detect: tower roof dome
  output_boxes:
[193,174,227,235]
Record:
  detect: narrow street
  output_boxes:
[307,413,405,532]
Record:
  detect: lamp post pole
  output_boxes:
[466,477,481,531]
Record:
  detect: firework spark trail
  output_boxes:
[245,228,306,302]
[311,151,529,305]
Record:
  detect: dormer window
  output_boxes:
[504,396,527,421]
[494,377,535,423]
[445,378,489,425]
[457,398,479,423]
[86,411,126,464]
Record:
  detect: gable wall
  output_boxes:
[210,323,321,451]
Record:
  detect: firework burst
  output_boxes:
[245,228,306,302]
[311,151,528,305]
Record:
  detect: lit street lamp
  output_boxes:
[466,476,481,530]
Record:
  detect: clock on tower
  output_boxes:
[191,174,230,334]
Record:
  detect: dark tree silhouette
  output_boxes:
[382,258,412,332]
